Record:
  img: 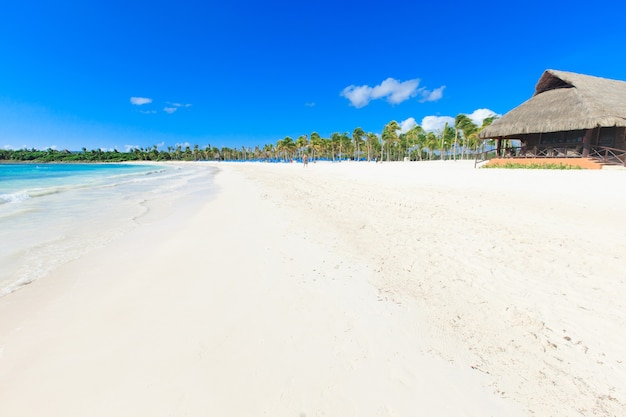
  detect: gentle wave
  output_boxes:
[0,192,31,204]
[1,184,87,204]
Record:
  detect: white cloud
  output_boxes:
[305,102,316,107]
[3,144,13,150]
[124,144,140,152]
[130,97,153,105]
[421,115,455,132]
[156,141,165,148]
[341,84,373,108]
[163,107,177,114]
[341,77,445,108]
[140,110,157,114]
[176,142,191,148]
[466,108,500,126]
[341,77,420,108]
[399,117,418,133]
[372,78,420,104]
[420,86,446,102]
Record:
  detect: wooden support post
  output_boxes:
[582,128,593,157]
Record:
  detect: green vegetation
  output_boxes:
[483,162,584,170]
[0,115,498,163]
[0,145,219,163]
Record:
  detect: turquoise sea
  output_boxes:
[0,163,217,296]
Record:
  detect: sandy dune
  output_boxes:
[0,161,624,416]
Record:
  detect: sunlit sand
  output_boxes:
[0,161,624,416]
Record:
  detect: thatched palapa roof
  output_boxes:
[479,70,626,139]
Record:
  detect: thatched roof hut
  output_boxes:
[479,70,626,139]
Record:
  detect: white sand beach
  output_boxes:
[0,161,625,416]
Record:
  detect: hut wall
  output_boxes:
[509,128,626,150]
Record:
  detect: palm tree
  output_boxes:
[403,125,424,161]
[310,132,323,161]
[151,145,159,161]
[340,132,351,160]
[277,136,296,161]
[262,143,275,160]
[438,123,456,160]
[296,135,308,159]
[365,132,379,161]
[352,127,365,161]
[425,132,439,160]
[455,114,478,159]
[321,137,331,160]
[276,139,285,161]
[382,120,400,161]
[330,132,341,161]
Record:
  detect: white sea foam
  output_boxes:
[0,192,31,204]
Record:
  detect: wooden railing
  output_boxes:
[474,144,626,167]
[588,145,626,167]
[516,144,584,158]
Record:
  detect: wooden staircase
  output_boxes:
[587,145,626,168]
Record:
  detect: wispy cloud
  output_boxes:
[163,102,192,114]
[132,98,191,114]
[305,102,316,107]
[341,77,445,108]
[169,102,192,108]
[419,86,445,102]
[130,97,153,105]
[124,144,140,152]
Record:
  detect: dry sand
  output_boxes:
[0,160,625,416]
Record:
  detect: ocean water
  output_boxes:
[0,163,218,296]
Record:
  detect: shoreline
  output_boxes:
[0,161,624,416]
[0,162,218,297]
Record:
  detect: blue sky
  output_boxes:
[1,0,625,151]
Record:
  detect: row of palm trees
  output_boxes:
[131,113,495,163]
[0,114,496,163]
[269,114,496,162]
